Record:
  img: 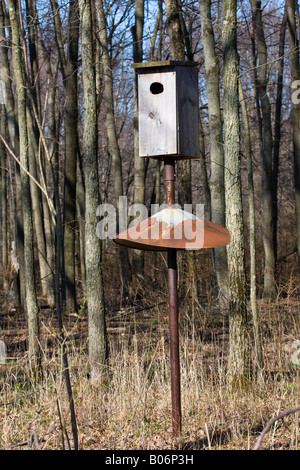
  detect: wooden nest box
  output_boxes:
[132,61,199,160]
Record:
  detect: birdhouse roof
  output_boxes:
[131,60,199,71]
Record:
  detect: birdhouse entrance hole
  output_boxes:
[150,81,164,95]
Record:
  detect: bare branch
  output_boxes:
[0,134,56,225]
[254,406,300,450]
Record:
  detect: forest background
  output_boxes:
[0,0,300,451]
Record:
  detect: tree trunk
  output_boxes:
[149,0,163,211]
[0,0,23,306]
[76,154,86,289]
[165,0,185,59]
[0,105,8,283]
[25,0,40,115]
[273,8,287,270]
[50,0,79,312]
[131,0,145,274]
[63,1,79,312]
[26,106,49,299]
[165,0,191,206]
[79,0,108,381]
[198,109,211,221]
[199,0,228,311]
[96,0,131,290]
[250,0,276,298]
[25,0,53,301]
[39,35,59,306]
[7,0,40,365]
[149,0,163,61]
[239,78,264,373]
[222,0,250,390]
[287,0,300,272]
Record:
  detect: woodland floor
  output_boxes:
[0,255,300,451]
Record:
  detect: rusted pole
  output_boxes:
[164,158,181,438]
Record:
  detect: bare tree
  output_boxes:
[286,0,300,271]
[37,23,59,307]
[165,0,185,59]
[0,105,7,285]
[199,0,228,312]
[239,78,264,373]
[250,0,276,298]
[0,0,23,305]
[149,0,163,62]
[131,0,145,273]
[273,6,287,270]
[96,0,131,289]
[7,0,40,365]
[223,0,250,389]
[50,0,79,312]
[23,0,54,304]
[165,0,192,206]
[79,0,108,380]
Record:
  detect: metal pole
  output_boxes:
[164,158,181,438]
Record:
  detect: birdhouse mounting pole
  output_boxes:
[113,61,231,442]
[164,158,181,438]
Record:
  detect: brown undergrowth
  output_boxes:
[0,256,299,450]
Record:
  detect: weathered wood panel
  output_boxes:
[137,63,199,159]
[138,71,177,157]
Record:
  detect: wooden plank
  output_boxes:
[138,71,177,157]
[131,60,198,69]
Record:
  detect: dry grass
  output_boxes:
[0,280,299,450]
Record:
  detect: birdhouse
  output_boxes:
[132,61,199,159]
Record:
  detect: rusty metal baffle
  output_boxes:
[164,158,181,438]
